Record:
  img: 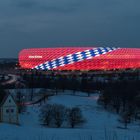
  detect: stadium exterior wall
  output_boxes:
[19,47,140,71]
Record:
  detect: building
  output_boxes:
[19,47,140,71]
[0,93,19,124]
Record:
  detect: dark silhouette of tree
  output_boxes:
[40,104,54,126]
[67,107,85,128]
[52,104,67,128]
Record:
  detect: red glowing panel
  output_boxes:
[19,47,140,70]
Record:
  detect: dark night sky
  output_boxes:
[0,0,140,58]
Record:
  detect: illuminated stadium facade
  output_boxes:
[19,47,140,71]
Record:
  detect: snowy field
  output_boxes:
[0,91,140,140]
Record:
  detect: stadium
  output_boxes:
[19,47,140,71]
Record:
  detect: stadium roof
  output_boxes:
[19,47,140,70]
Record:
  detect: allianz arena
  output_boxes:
[19,47,140,71]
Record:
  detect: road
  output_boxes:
[1,74,18,85]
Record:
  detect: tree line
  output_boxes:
[21,70,140,93]
[98,79,140,128]
[40,104,85,128]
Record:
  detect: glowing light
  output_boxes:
[19,47,140,70]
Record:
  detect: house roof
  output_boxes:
[0,92,8,106]
[0,89,16,106]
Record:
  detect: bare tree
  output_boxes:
[120,112,130,129]
[40,104,54,126]
[67,107,85,128]
[52,104,66,128]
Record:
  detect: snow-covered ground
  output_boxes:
[0,91,140,140]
